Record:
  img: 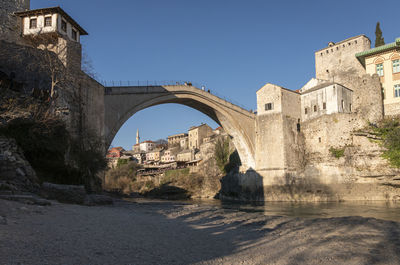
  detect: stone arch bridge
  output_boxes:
[104,85,256,170]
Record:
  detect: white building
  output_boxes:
[300,79,353,122]
[161,150,177,163]
[139,141,155,152]
[15,7,88,43]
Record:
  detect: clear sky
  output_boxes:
[31,0,400,150]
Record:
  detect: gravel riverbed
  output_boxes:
[0,198,400,265]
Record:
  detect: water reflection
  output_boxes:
[216,200,400,222]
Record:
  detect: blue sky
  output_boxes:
[32,0,400,150]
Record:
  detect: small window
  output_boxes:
[265,103,273,111]
[318,137,321,143]
[29,18,37,29]
[305,108,308,114]
[395,84,400,98]
[72,29,77,41]
[313,105,317,112]
[336,47,339,50]
[44,16,52,27]
[349,103,352,112]
[376,63,384,76]
[393,59,400,74]
[323,102,326,109]
[326,50,329,54]
[61,20,67,32]
[341,100,345,110]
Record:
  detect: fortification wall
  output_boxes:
[334,71,383,124]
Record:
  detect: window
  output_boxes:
[349,103,352,112]
[393,59,400,74]
[376,63,384,76]
[305,108,308,114]
[323,102,326,109]
[61,20,67,32]
[265,103,273,111]
[341,100,345,110]
[395,84,400,98]
[313,105,317,112]
[29,18,37,29]
[72,29,77,41]
[44,16,52,27]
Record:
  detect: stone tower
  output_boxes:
[136,129,140,144]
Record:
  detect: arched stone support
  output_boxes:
[104,85,256,170]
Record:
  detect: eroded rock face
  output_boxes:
[0,136,39,193]
[40,182,86,204]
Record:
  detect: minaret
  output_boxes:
[136,129,140,144]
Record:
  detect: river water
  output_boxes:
[189,199,400,222]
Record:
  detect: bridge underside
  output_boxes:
[104,85,256,170]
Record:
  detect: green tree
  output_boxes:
[214,137,230,173]
[375,22,385,47]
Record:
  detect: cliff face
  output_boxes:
[0,136,39,193]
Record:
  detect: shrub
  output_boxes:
[372,119,400,168]
[329,147,345,158]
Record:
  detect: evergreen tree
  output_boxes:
[375,22,385,47]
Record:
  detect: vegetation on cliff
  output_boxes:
[370,118,400,168]
[329,147,345,158]
[214,137,241,173]
[104,160,141,193]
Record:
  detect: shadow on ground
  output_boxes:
[0,199,399,264]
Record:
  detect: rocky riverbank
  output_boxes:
[1,198,399,265]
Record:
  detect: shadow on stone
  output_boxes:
[144,183,190,200]
[218,168,264,203]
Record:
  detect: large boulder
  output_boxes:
[0,136,39,193]
[40,182,86,204]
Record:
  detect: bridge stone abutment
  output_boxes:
[104,85,256,170]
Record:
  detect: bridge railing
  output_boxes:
[102,80,254,113]
[101,80,205,88]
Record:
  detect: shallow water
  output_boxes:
[191,199,400,222]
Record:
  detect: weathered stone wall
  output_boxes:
[0,0,30,44]
[315,35,370,81]
[335,71,383,124]
[0,40,52,93]
[0,40,105,151]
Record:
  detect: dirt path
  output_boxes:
[0,199,399,265]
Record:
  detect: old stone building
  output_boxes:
[315,35,371,81]
[356,37,400,116]
[15,7,88,43]
[167,133,188,147]
[188,124,213,150]
[301,81,353,122]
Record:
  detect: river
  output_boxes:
[159,198,400,222]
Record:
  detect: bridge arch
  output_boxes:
[104,85,256,170]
